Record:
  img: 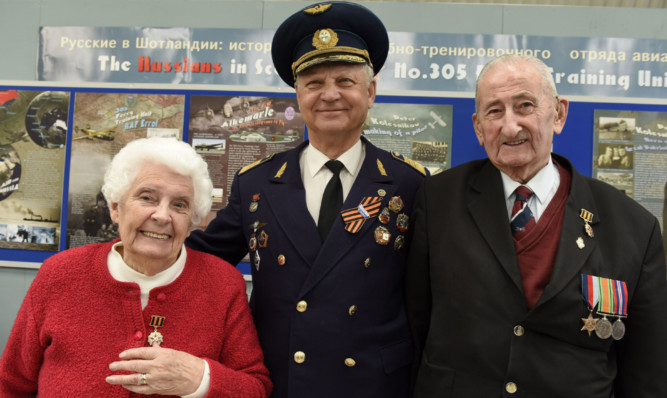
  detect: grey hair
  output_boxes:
[101,137,213,226]
[475,54,558,111]
[294,63,375,88]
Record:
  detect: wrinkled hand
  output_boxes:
[106,346,205,396]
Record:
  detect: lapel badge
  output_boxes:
[274,162,287,179]
[388,196,404,213]
[576,237,585,249]
[377,189,386,197]
[258,230,269,248]
[254,251,261,271]
[340,197,383,234]
[374,226,391,246]
[378,207,391,224]
[579,209,594,238]
[376,159,387,176]
[394,235,405,251]
[249,193,260,212]
[396,213,409,233]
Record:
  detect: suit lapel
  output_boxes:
[263,143,323,265]
[534,156,598,308]
[468,161,525,293]
[299,142,394,297]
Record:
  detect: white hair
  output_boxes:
[475,54,558,112]
[101,137,213,226]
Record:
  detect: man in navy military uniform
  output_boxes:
[186,2,427,397]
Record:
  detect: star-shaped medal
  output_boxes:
[581,312,598,336]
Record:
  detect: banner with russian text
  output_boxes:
[39,26,667,99]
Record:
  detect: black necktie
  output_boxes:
[318,160,344,241]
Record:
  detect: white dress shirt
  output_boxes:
[299,139,365,224]
[501,157,560,223]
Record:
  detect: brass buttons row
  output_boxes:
[295,301,358,316]
[293,351,356,367]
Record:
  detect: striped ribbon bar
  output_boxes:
[341,196,383,233]
[597,276,628,316]
[582,274,600,309]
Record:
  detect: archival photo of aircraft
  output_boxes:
[192,138,226,154]
[72,125,115,141]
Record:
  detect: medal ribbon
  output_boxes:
[596,277,627,316]
[149,315,165,328]
[341,197,382,233]
[581,274,599,309]
[614,279,628,316]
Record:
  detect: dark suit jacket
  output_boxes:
[187,137,426,398]
[406,154,667,398]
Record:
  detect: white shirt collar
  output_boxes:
[304,139,364,178]
[107,241,186,309]
[501,157,557,205]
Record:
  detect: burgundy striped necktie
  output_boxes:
[510,185,536,239]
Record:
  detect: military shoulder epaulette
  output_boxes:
[391,151,427,176]
[238,154,275,175]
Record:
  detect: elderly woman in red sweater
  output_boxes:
[0,137,272,397]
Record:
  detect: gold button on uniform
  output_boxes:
[505,382,517,394]
[277,254,286,266]
[348,305,358,316]
[344,358,356,367]
[513,325,525,336]
[296,300,308,312]
[294,351,305,363]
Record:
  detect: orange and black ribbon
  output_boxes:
[341,197,382,233]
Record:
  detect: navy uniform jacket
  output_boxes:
[406,153,667,397]
[187,137,426,398]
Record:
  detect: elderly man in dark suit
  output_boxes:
[186,2,427,397]
[406,54,667,397]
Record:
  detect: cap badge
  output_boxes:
[313,28,338,50]
[304,3,332,15]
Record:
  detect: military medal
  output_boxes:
[595,316,613,339]
[340,197,382,234]
[249,235,257,251]
[396,214,409,233]
[148,315,165,347]
[378,207,391,224]
[249,194,260,212]
[254,251,261,271]
[388,196,404,213]
[583,274,628,340]
[258,230,268,248]
[394,235,405,251]
[579,209,594,238]
[581,274,600,336]
[611,317,626,340]
[374,226,391,246]
[580,311,598,336]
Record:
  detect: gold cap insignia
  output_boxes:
[313,29,338,50]
[304,4,332,15]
